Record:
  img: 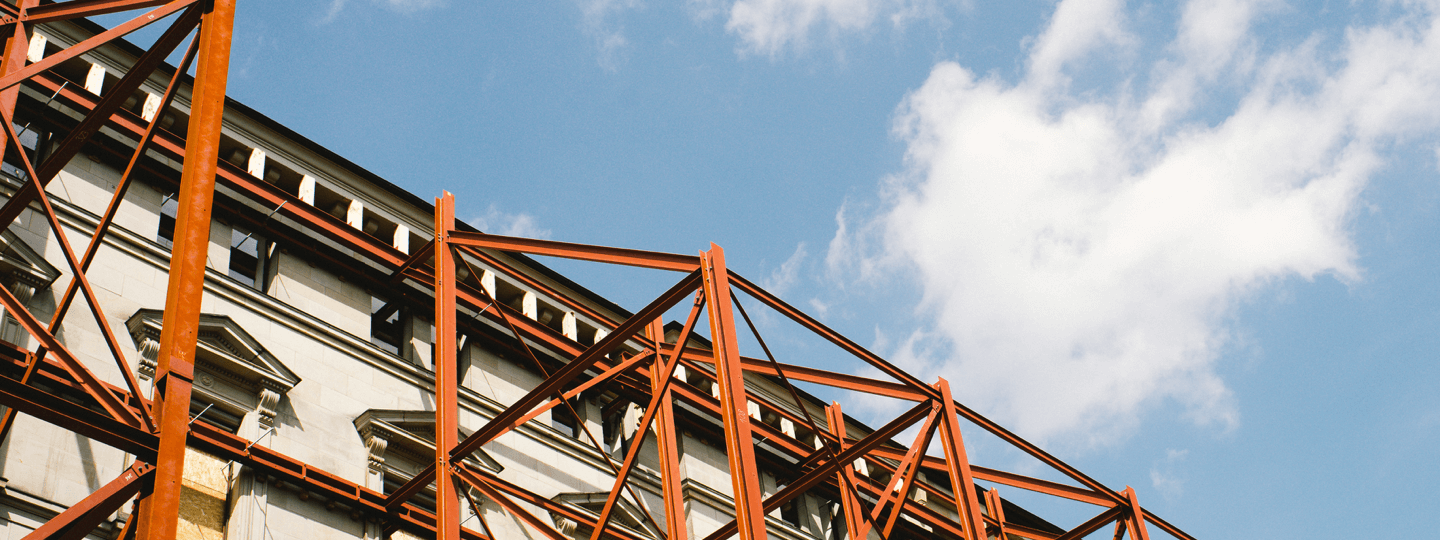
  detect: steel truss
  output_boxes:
[0,2,1196,540]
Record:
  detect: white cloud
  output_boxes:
[722,0,953,56]
[1150,448,1189,500]
[761,242,809,296]
[579,0,644,71]
[471,205,552,240]
[832,0,1440,446]
[322,0,444,23]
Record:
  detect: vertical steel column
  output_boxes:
[934,378,988,540]
[434,192,460,540]
[0,0,37,165]
[649,319,688,540]
[1123,487,1152,540]
[699,244,768,540]
[138,2,235,539]
[825,403,864,540]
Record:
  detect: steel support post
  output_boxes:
[137,2,234,539]
[649,319,688,540]
[934,378,989,540]
[825,404,866,540]
[0,0,37,165]
[434,192,461,540]
[699,244,768,540]
[1123,487,1152,540]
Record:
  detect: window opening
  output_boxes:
[552,401,580,438]
[229,226,266,289]
[157,194,178,249]
[370,296,404,356]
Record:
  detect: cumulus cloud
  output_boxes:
[832,0,1440,445]
[471,205,551,240]
[579,0,644,71]
[717,0,952,56]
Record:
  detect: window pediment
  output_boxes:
[352,409,503,474]
[0,229,60,290]
[126,308,300,394]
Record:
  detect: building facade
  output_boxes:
[0,7,1179,540]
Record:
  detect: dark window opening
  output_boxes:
[370,296,404,356]
[384,474,436,514]
[157,195,178,249]
[780,499,801,528]
[189,399,242,434]
[552,402,579,438]
[229,226,266,289]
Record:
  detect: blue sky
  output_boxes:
[123,0,1440,536]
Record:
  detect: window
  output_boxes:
[551,402,580,438]
[157,195,178,249]
[190,399,243,434]
[228,226,267,289]
[370,296,404,356]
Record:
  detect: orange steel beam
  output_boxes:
[20,0,174,25]
[1124,487,1153,540]
[700,244,768,540]
[936,378,990,540]
[649,319,688,540]
[138,2,233,539]
[447,230,701,272]
[0,0,197,94]
[827,403,866,540]
[21,461,154,540]
[386,270,702,510]
[877,406,940,537]
[434,192,461,540]
[677,349,929,401]
[0,0,37,166]
[698,400,933,540]
[1054,506,1127,540]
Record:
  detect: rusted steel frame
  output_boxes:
[0,353,479,540]
[455,248,668,536]
[865,447,1113,507]
[21,461,154,540]
[946,398,1127,506]
[1111,519,1127,540]
[455,465,568,540]
[138,2,232,539]
[0,3,201,234]
[434,193,461,540]
[387,270,703,511]
[0,343,45,442]
[112,504,139,540]
[48,29,198,342]
[455,465,652,540]
[457,477,498,540]
[1122,487,1151,540]
[0,239,138,427]
[985,489,1010,540]
[850,478,969,540]
[456,244,623,332]
[0,117,154,430]
[0,0,37,167]
[1140,509,1195,540]
[0,355,157,456]
[648,319,687,540]
[20,0,173,25]
[699,245,768,540]
[827,404,867,540]
[676,348,927,402]
[1053,506,1126,540]
[935,379,989,540]
[729,272,937,400]
[878,406,940,537]
[0,0,197,95]
[698,401,931,540]
[729,288,825,440]
[509,350,653,430]
[588,293,704,540]
[667,378,816,462]
[387,239,434,285]
[448,230,700,272]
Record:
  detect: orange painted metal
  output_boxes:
[935,378,990,540]
[649,319,689,540]
[434,192,461,540]
[701,244,769,540]
[139,2,234,539]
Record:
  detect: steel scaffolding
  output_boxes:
[0,2,1194,540]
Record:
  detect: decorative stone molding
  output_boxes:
[352,409,503,475]
[135,336,160,381]
[0,230,61,346]
[548,492,662,540]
